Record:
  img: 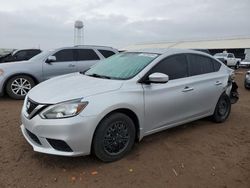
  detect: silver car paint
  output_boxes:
[0,46,118,94]
[20,49,234,156]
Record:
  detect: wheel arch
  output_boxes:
[3,73,39,93]
[91,108,141,153]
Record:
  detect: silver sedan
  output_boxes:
[20,49,237,162]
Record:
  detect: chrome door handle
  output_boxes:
[182,86,194,92]
[215,81,222,86]
[68,64,75,67]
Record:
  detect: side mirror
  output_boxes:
[148,73,169,84]
[46,56,56,63]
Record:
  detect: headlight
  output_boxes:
[0,69,4,76]
[40,99,88,119]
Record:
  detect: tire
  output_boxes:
[245,82,250,89]
[211,93,231,123]
[6,75,35,99]
[235,62,240,69]
[92,113,136,162]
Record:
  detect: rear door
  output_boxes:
[43,49,77,80]
[75,49,100,72]
[185,54,223,115]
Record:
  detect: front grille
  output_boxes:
[26,98,39,115]
[47,139,73,152]
[26,129,41,145]
[26,98,48,119]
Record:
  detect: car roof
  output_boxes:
[74,45,117,50]
[54,45,118,52]
[128,48,211,56]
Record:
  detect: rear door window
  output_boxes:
[212,59,221,71]
[149,54,189,80]
[76,49,100,61]
[98,49,115,58]
[187,54,215,76]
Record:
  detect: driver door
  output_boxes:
[143,54,195,133]
[43,49,77,80]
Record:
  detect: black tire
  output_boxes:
[235,62,240,69]
[92,113,136,162]
[245,82,250,90]
[6,75,35,99]
[211,93,231,123]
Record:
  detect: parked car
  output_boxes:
[245,70,250,89]
[0,49,41,63]
[20,49,238,162]
[0,46,118,99]
[214,52,241,69]
[240,60,250,68]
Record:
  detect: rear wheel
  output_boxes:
[92,113,136,162]
[6,75,35,99]
[211,93,231,123]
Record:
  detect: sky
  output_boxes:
[0,0,250,50]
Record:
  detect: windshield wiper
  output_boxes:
[87,73,111,79]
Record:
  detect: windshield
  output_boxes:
[85,52,159,80]
[214,53,227,57]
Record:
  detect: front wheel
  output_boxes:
[211,93,231,123]
[235,62,240,69]
[6,75,35,99]
[92,113,136,162]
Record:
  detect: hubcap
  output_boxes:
[11,78,31,96]
[104,121,130,155]
[218,98,228,116]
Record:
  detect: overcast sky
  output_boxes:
[0,0,250,49]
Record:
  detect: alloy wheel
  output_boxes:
[11,78,32,96]
[103,121,130,155]
[218,98,228,116]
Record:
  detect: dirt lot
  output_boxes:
[0,69,249,188]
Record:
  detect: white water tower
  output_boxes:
[74,20,84,45]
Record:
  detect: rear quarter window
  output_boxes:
[212,59,222,71]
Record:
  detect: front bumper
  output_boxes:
[21,111,99,156]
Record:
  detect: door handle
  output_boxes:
[215,81,222,86]
[68,64,75,67]
[182,86,194,92]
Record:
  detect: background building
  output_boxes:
[123,37,250,61]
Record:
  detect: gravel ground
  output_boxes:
[0,69,249,188]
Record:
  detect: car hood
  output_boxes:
[28,73,123,104]
[0,60,27,65]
